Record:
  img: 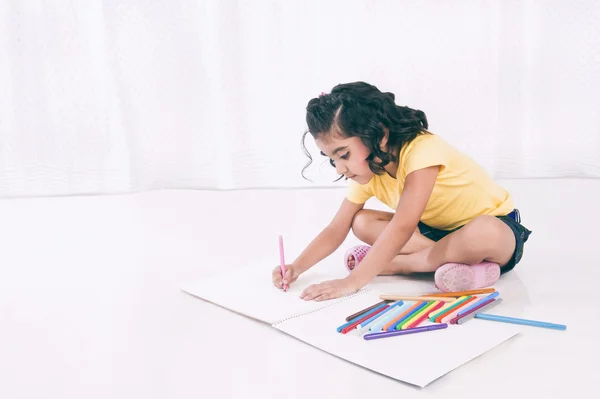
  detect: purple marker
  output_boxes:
[456,298,503,325]
[457,291,500,317]
[451,298,497,324]
[364,323,448,340]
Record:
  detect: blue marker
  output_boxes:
[475,313,567,330]
[457,291,500,317]
[368,302,413,332]
[357,301,404,329]
[387,301,428,331]
[336,302,388,332]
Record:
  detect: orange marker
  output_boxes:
[380,295,455,302]
[383,301,424,331]
[425,288,496,298]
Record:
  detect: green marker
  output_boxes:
[429,295,472,322]
[396,301,436,330]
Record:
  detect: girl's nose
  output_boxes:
[335,162,347,175]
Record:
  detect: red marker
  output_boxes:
[341,305,389,334]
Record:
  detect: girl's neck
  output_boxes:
[383,145,402,179]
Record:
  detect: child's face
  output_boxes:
[315,134,374,184]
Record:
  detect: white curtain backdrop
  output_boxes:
[1,0,599,197]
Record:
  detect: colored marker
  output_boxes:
[439,296,479,324]
[336,302,388,332]
[389,301,428,331]
[456,298,503,324]
[425,288,496,298]
[368,302,412,332]
[431,296,472,322]
[383,301,424,331]
[427,296,461,320]
[457,291,500,317]
[380,295,455,302]
[278,235,287,292]
[403,301,444,329]
[429,295,470,321]
[364,323,448,340]
[356,304,406,334]
[400,300,440,329]
[451,298,495,324]
[475,313,567,330]
[397,301,435,330]
[341,305,389,334]
[345,300,387,321]
[357,301,404,328]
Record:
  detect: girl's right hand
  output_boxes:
[272,264,299,289]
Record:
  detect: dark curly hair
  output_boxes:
[301,81,428,180]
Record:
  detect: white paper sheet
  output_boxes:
[272,290,520,387]
[181,263,520,387]
[180,262,369,324]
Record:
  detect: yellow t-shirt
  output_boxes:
[346,132,514,230]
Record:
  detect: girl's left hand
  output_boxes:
[300,278,359,301]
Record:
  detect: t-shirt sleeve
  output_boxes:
[345,180,373,204]
[404,134,451,176]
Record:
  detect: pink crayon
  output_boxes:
[279,235,288,292]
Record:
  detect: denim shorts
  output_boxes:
[417,209,532,274]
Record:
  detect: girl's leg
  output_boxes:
[381,215,516,275]
[350,209,435,254]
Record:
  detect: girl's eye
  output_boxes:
[340,152,350,160]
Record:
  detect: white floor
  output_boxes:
[1,179,599,399]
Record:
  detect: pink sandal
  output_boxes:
[434,261,500,292]
[343,245,371,272]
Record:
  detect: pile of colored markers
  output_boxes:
[336,288,567,341]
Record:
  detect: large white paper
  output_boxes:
[180,262,370,324]
[273,290,520,387]
[182,263,520,387]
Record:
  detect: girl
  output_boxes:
[271,82,531,301]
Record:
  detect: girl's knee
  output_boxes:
[350,210,370,238]
[350,209,389,237]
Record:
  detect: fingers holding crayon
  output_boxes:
[272,264,299,289]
